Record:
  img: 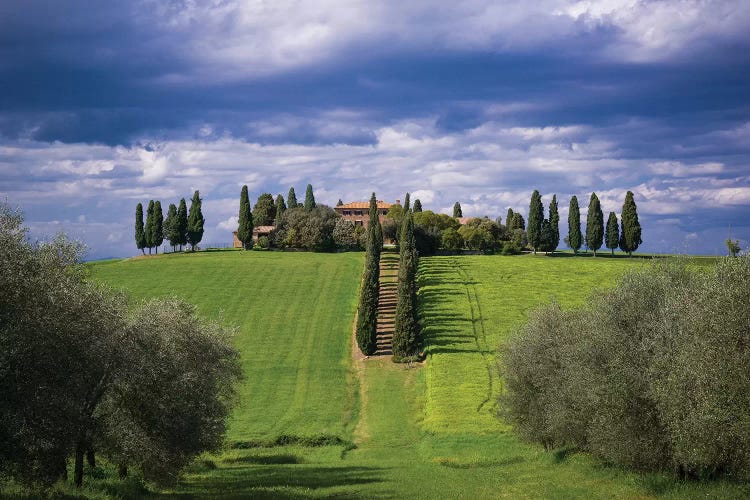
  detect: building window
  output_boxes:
[354,220,364,226]
[342,210,352,216]
[382,210,388,215]
[354,210,363,216]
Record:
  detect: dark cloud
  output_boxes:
[0,0,748,257]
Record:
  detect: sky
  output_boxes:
[1,0,749,258]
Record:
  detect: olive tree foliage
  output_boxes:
[333,218,360,250]
[101,299,242,486]
[272,205,338,251]
[500,257,750,479]
[0,204,242,487]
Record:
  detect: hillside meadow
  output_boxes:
[19,250,745,498]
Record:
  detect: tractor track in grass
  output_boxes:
[451,257,495,415]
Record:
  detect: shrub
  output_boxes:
[255,236,270,250]
[499,257,750,479]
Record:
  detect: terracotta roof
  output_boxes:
[336,201,393,209]
[253,226,275,233]
[457,217,476,225]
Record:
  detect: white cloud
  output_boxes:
[3,114,749,257]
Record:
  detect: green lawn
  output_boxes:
[48,250,748,499]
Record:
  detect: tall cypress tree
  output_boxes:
[368,192,382,258]
[356,192,382,355]
[506,208,514,229]
[527,190,544,253]
[606,211,619,255]
[237,185,253,250]
[453,202,463,218]
[304,184,316,210]
[568,196,582,254]
[135,203,146,255]
[176,198,188,252]
[187,190,205,251]
[393,210,419,360]
[549,195,560,254]
[153,201,164,254]
[413,199,422,212]
[586,192,604,256]
[287,187,299,209]
[274,194,286,225]
[165,203,178,252]
[619,191,642,257]
[512,213,525,230]
[145,200,155,255]
[403,192,410,212]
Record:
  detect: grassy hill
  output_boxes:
[78,251,747,498]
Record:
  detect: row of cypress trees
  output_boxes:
[393,192,421,361]
[134,191,204,254]
[355,193,382,355]
[527,190,642,256]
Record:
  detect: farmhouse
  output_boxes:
[232,226,274,248]
[334,200,394,227]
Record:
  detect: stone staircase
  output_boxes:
[375,252,399,356]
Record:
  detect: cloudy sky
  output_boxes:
[1,0,749,258]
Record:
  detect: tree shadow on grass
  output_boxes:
[148,464,388,499]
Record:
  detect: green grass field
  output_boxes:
[49,250,748,498]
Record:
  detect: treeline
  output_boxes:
[2,203,241,489]
[237,183,370,252]
[355,194,382,355]
[135,191,205,253]
[382,190,641,257]
[393,194,421,361]
[500,257,750,479]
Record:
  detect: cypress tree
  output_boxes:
[506,208,514,229]
[176,198,188,252]
[187,190,204,252]
[527,190,544,253]
[568,196,582,254]
[393,210,420,360]
[413,199,422,212]
[539,219,554,254]
[145,200,155,255]
[586,192,604,256]
[237,185,253,250]
[274,194,286,225]
[549,195,560,254]
[403,192,411,212]
[287,187,299,209]
[165,203,178,252]
[135,203,146,255]
[153,201,164,254]
[453,202,463,218]
[369,193,382,257]
[619,191,642,257]
[304,184,316,210]
[355,192,382,355]
[253,193,276,226]
[512,213,525,230]
[606,211,619,255]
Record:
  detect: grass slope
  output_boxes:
[58,251,747,499]
[90,250,363,442]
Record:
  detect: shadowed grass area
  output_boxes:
[34,251,745,498]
